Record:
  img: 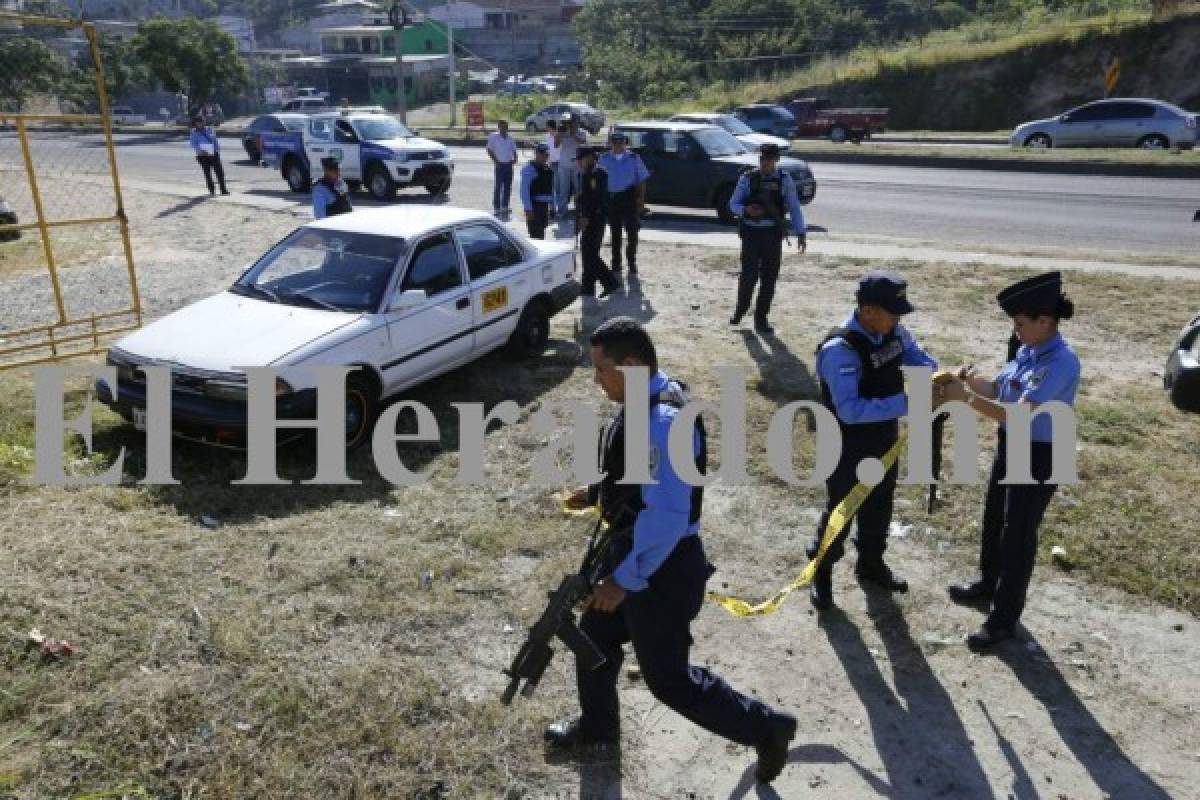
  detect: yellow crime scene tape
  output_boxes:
[704,434,908,618]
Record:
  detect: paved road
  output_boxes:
[6,132,1199,257]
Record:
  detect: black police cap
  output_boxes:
[759,143,782,157]
[856,270,915,315]
[574,146,595,160]
[320,157,340,170]
[997,271,1062,317]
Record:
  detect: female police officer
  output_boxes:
[938,271,1080,652]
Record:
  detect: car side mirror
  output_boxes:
[388,288,428,313]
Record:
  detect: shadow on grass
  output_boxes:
[545,741,623,800]
[154,196,212,218]
[726,742,891,799]
[89,339,582,523]
[740,330,820,409]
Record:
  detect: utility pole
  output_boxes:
[508,0,516,95]
[395,1,409,123]
[448,1,456,126]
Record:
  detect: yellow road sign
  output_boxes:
[1105,58,1121,93]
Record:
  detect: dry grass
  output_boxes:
[1,247,1198,796]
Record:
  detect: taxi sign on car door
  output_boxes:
[482,286,509,313]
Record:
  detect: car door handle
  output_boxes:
[456,297,470,310]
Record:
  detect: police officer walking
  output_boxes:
[520,143,555,239]
[940,272,1080,652]
[809,271,938,611]
[189,114,228,196]
[598,132,650,277]
[312,157,352,219]
[728,143,806,334]
[575,146,619,298]
[551,317,798,784]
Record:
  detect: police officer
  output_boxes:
[312,157,352,220]
[941,272,1080,652]
[809,271,938,610]
[575,146,618,298]
[520,143,555,239]
[598,132,650,276]
[728,143,806,334]
[189,114,228,196]
[550,317,797,784]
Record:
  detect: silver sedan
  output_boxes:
[1011,98,1197,150]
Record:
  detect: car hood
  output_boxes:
[364,136,447,154]
[713,153,812,175]
[1013,117,1059,133]
[113,290,363,371]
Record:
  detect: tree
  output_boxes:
[131,17,249,103]
[0,36,67,112]
[60,36,154,112]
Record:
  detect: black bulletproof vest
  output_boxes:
[529,160,554,196]
[319,177,353,216]
[818,326,905,426]
[746,169,785,230]
[595,381,706,530]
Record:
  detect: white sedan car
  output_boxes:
[668,113,791,154]
[96,206,580,449]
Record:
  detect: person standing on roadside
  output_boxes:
[189,114,228,196]
[486,119,519,219]
[312,157,352,220]
[544,119,560,218]
[520,143,556,239]
[555,112,587,221]
[574,146,619,298]
[597,132,650,277]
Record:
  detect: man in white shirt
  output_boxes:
[486,119,520,219]
[554,112,587,220]
[543,119,561,220]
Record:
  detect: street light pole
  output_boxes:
[390,0,408,123]
[508,0,516,95]
[448,1,456,126]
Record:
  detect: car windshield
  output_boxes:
[692,127,748,157]
[353,117,415,141]
[234,228,405,312]
[713,115,755,135]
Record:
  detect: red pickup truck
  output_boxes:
[785,98,889,142]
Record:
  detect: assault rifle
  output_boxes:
[501,505,632,705]
[928,411,948,513]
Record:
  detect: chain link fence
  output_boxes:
[0,13,141,369]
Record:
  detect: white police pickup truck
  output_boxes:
[96,206,580,449]
[262,110,455,201]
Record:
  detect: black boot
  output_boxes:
[544,718,617,749]
[855,557,908,593]
[966,625,1014,653]
[810,566,833,611]
[755,711,797,783]
[948,578,994,610]
[753,314,774,335]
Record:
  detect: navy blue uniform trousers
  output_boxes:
[979,430,1058,631]
[735,225,784,320]
[809,419,899,567]
[577,534,775,746]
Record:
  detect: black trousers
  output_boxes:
[577,535,778,746]
[809,420,899,568]
[735,225,784,321]
[579,217,617,295]
[607,189,640,271]
[979,431,1058,631]
[196,153,227,193]
[526,201,549,240]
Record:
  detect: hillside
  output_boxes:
[732,11,1200,130]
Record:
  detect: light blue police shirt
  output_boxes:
[597,150,650,194]
[611,369,702,592]
[816,312,938,424]
[311,180,347,219]
[189,127,219,155]
[994,332,1080,442]
[729,169,806,237]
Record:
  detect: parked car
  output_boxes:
[668,112,790,154]
[109,105,146,125]
[731,104,798,139]
[612,121,816,224]
[295,87,330,100]
[242,112,307,161]
[1011,98,1198,150]
[282,97,332,114]
[94,206,581,449]
[0,194,19,242]
[1165,310,1200,413]
[524,102,606,135]
[261,110,454,199]
[784,98,889,142]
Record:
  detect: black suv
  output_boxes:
[612,121,816,224]
[732,104,799,139]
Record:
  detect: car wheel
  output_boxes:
[829,125,848,143]
[284,157,311,192]
[713,184,738,226]
[424,177,451,195]
[344,373,379,451]
[1137,134,1170,150]
[367,164,396,200]
[1024,133,1053,149]
[507,299,550,358]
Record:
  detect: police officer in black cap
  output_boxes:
[940,272,1080,652]
[312,157,352,220]
[551,317,798,784]
[728,142,807,334]
[809,270,938,610]
[574,146,619,298]
[520,142,556,239]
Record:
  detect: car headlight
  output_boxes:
[205,379,248,403]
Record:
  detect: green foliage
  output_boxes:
[0,36,66,112]
[59,36,154,113]
[130,17,249,102]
